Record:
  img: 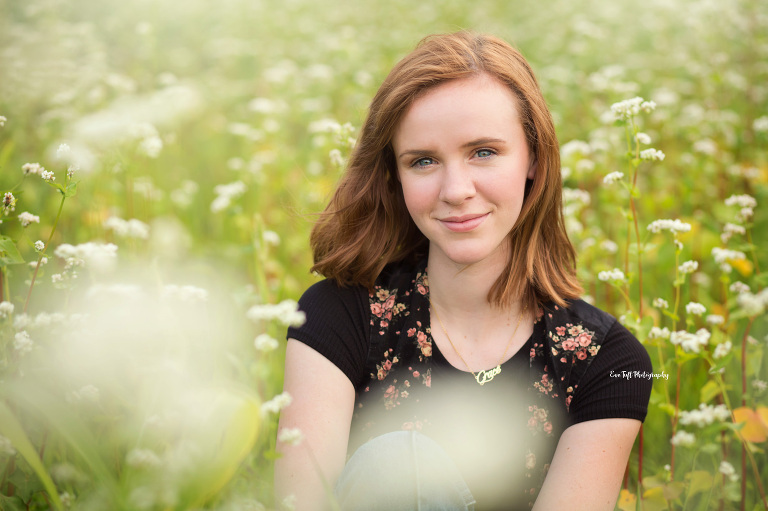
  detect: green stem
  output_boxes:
[746,227,760,275]
[24,194,66,314]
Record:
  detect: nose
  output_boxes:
[438,162,476,205]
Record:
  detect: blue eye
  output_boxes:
[412,157,435,168]
[475,149,495,159]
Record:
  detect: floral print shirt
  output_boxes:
[347,258,636,510]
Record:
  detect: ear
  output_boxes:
[527,158,537,180]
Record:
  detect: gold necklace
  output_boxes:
[430,300,527,386]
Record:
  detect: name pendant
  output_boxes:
[475,365,502,385]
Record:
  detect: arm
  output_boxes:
[532,418,640,511]
[274,339,356,511]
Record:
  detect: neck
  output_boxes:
[427,246,513,319]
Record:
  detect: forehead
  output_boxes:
[392,74,522,149]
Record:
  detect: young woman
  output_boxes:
[276,31,652,511]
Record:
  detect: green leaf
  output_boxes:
[0,235,25,266]
[64,181,78,198]
[0,494,26,511]
[0,402,63,511]
[685,470,713,498]
[700,380,722,404]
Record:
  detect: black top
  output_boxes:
[287,259,652,510]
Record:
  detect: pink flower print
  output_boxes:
[527,416,538,429]
[589,345,600,356]
[413,370,420,378]
[526,452,536,469]
[576,350,587,360]
[568,325,581,336]
[565,395,573,408]
[416,283,427,295]
[384,385,397,399]
[371,303,383,317]
[577,332,592,347]
[421,345,432,357]
[556,326,567,336]
[381,320,389,328]
[376,289,390,301]
[384,295,396,310]
[401,391,409,398]
[424,373,431,387]
[560,357,567,363]
[377,367,387,380]
[529,348,536,359]
[382,359,392,371]
[562,339,577,351]
[407,328,416,337]
[543,422,553,435]
[535,408,548,422]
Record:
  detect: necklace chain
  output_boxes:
[430,299,527,386]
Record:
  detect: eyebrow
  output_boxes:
[397,137,507,159]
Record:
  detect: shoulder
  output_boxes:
[543,299,619,338]
[298,278,369,308]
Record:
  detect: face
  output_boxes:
[392,74,535,270]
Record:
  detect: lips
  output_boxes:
[438,213,489,232]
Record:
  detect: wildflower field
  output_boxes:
[0,0,766,509]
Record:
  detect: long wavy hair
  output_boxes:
[310,31,582,310]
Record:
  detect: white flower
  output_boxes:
[211,180,247,213]
[126,448,162,469]
[678,260,698,274]
[14,331,34,354]
[670,329,710,353]
[711,247,746,264]
[713,341,732,359]
[263,230,280,246]
[41,170,55,182]
[603,171,624,185]
[261,392,293,415]
[600,240,618,253]
[649,326,671,340]
[2,192,17,215]
[706,314,724,326]
[610,97,656,120]
[736,289,768,317]
[55,242,118,272]
[754,116,768,132]
[18,211,40,227]
[598,268,626,283]
[329,149,344,167]
[278,427,304,446]
[679,403,730,427]
[22,163,44,176]
[636,132,651,144]
[57,144,71,159]
[647,219,691,234]
[685,302,706,316]
[653,297,669,309]
[560,140,592,159]
[721,223,747,243]
[247,300,306,327]
[254,334,279,352]
[670,430,696,446]
[719,461,739,482]
[729,282,750,295]
[33,241,45,252]
[0,301,14,319]
[725,194,757,209]
[753,380,767,393]
[693,138,717,155]
[639,148,665,161]
[138,136,163,158]
[0,115,6,127]
[104,217,150,239]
